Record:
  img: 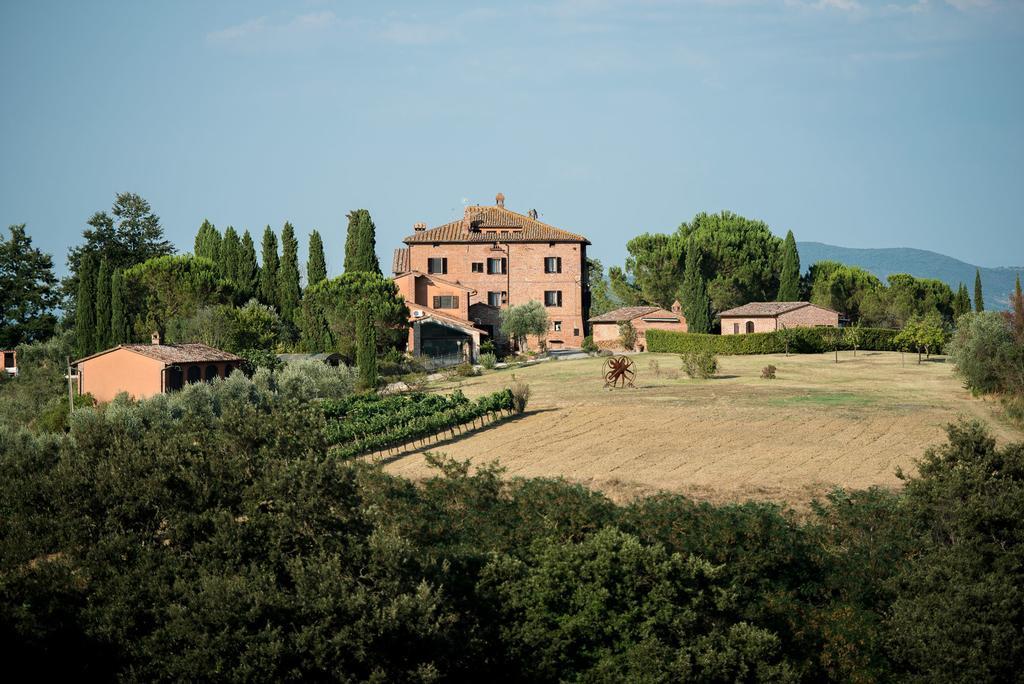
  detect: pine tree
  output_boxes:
[356,305,378,389]
[974,269,984,312]
[777,230,800,301]
[95,258,112,350]
[110,270,128,345]
[238,230,260,303]
[221,227,242,298]
[278,222,301,322]
[307,230,328,286]
[75,252,98,357]
[680,242,711,333]
[344,209,381,274]
[259,226,279,307]
[194,220,222,262]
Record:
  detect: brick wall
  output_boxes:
[720,317,778,335]
[591,311,687,351]
[406,241,587,349]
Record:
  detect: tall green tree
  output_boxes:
[259,226,279,307]
[219,227,244,302]
[66,193,174,308]
[298,272,409,358]
[75,252,99,356]
[680,241,711,333]
[952,283,972,319]
[237,230,260,303]
[621,233,684,307]
[585,258,617,318]
[0,224,60,347]
[123,255,224,338]
[974,269,984,312]
[194,220,222,263]
[777,230,800,301]
[607,266,642,306]
[500,301,549,350]
[278,223,301,322]
[307,230,328,286]
[807,261,883,323]
[356,305,378,389]
[95,259,112,350]
[110,270,128,345]
[344,210,381,274]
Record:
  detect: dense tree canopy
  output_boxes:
[344,209,381,275]
[123,255,226,338]
[680,240,711,333]
[0,224,60,347]
[259,226,279,308]
[585,257,617,319]
[805,261,883,323]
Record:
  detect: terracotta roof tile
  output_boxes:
[120,343,242,364]
[588,306,665,323]
[718,302,819,318]
[403,205,589,245]
[392,247,410,274]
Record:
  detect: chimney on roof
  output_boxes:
[496,192,505,208]
[528,208,538,219]
[413,222,426,232]
[671,300,682,315]
[151,331,162,345]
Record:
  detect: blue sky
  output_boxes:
[2,0,1021,279]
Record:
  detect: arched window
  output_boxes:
[204,364,219,381]
[187,365,201,384]
[166,367,183,391]
[745,321,755,334]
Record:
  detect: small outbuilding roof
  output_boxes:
[718,301,834,318]
[392,247,410,274]
[589,306,667,323]
[74,343,242,366]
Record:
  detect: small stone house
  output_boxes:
[73,336,242,403]
[718,301,839,335]
[588,301,688,351]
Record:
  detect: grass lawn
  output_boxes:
[380,351,1023,507]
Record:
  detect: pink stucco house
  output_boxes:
[718,301,839,335]
[589,301,688,351]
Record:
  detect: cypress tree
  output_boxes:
[75,252,98,357]
[259,226,279,307]
[110,270,128,345]
[307,230,328,286]
[952,283,971,318]
[344,209,381,274]
[356,305,378,389]
[278,222,301,321]
[680,242,712,333]
[238,230,260,303]
[777,230,800,301]
[974,269,984,312]
[195,219,222,262]
[95,258,112,350]
[221,227,242,298]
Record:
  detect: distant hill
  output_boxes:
[797,242,1022,311]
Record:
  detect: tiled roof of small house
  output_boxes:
[392,247,410,274]
[588,306,665,323]
[403,203,589,245]
[718,302,819,317]
[120,343,242,364]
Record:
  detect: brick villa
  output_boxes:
[393,193,590,359]
[718,301,839,334]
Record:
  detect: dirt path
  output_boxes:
[381,352,1022,507]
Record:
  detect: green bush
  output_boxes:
[681,350,718,378]
[479,353,497,370]
[455,362,480,377]
[647,327,900,355]
[581,335,597,354]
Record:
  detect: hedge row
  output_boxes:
[646,327,901,355]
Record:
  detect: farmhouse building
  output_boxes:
[589,301,688,351]
[393,193,590,356]
[719,301,839,335]
[73,336,242,403]
[1,350,16,377]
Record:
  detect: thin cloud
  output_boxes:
[379,22,454,46]
[206,11,341,50]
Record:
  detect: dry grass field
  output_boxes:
[380,352,1024,507]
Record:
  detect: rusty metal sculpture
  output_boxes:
[603,355,637,388]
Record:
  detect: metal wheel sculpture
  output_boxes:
[604,355,637,388]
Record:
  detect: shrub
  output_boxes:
[510,378,530,413]
[480,340,496,356]
[681,351,718,379]
[948,312,1016,394]
[277,359,357,401]
[648,359,661,378]
[761,365,777,380]
[456,362,480,377]
[581,335,597,354]
[479,353,497,370]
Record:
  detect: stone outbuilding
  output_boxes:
[73,338,242,403]
[588,301,688,351]
[718,301,840,335]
